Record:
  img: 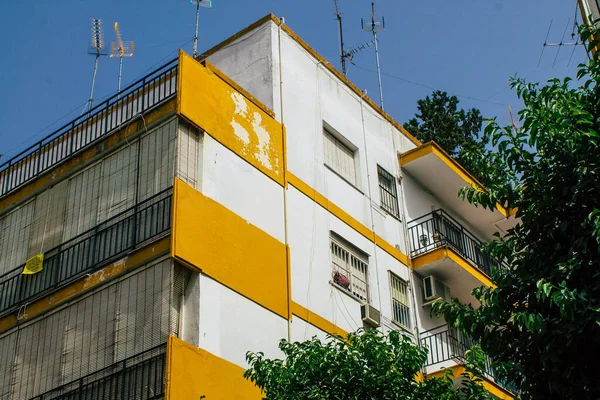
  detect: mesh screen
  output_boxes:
[0,258,186,400]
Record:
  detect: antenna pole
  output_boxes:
[193,0,200,57]
[88,54,100,110]
[118,56,123,95]
[333,0,347,75]
[372,18,384,110]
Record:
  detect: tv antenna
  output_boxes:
[86,19,108,112]
[189,0,212,57]
[110,22,134,95]
[332,0,349,75]
[537,18,586,68]
[362,2,385,110]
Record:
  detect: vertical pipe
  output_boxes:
[88,54,100,112]
[193,1,200,57]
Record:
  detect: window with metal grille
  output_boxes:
[377,165,400,219]
[323,128,358,186]
[389,273,411,329]
[330,236,369,302]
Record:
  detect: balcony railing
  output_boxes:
[0,58,178,199]
[0,187,172,317]
[30,344,166,400]
[421,325,516,393]
[407,210,498,277]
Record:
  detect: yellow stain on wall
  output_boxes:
[165,336,262,400]
[171,178,288,318]
[177,51,284,186]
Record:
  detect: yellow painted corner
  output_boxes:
[171,178,288,318]
[166,336,262,400]
[178,51,284,186]
[291,302,348,338]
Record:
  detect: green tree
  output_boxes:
[403,91,485,182]
[434,27,600,399]
[244,329,489,400]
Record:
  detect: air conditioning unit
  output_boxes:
[361,304,381,328]
[422,275,448,306]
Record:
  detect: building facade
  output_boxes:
[0,14,516,399]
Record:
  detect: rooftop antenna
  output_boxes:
[333,0,348,75]
[189,0,212,58]
[537,17,586,68]
[87,19,108,112]
[110,22,134,96]
[362,2,386,110]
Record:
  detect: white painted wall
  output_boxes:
[197,274,287,369]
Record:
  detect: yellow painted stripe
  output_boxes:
[291,302,348,337]
[0,236,171,334]
[0,100,177,216]
[411,247,495,289]
[287,172,410,266]
[427,366,514,399]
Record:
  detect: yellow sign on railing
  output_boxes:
[22,254,44,275]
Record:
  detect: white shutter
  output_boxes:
[176,121,200,188]
[63,162,102,240]
[97,143,138,222]
[0,331,17,399]
[323,130,357,185]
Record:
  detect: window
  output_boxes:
[377,166,400,219]
[323,127,358,186]
[330,236,369,301]
[389,273,411,329]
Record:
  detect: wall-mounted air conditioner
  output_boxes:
[361,304,381,328]
[422,275,448,306]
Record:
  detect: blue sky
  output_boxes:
[0,0,586,161]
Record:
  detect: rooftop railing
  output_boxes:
[30,344,166,400]
[0,187,172,317]
[407,209,499,277]
[0,58,178,199]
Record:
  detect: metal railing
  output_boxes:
[407,209,499,277]
[0,187,172,316]
[0,58,178,199]
[420,325,516,393]
[30,344,166,400]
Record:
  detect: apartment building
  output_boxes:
[0,14,517,399]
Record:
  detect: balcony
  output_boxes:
[30,344,166,400]
[408,210,499,301]
[0,187,172,317]
[421,325,517,397]
[0,59,178,199]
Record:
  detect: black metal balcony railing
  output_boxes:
[407,210,499,277]
[0,58,178,199]
[30,344,166,400]
[0,187,172,316]
[421,325,517,393]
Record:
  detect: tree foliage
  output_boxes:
[434,26,600,400]
[403,91,486,182]
[244,329,489,400]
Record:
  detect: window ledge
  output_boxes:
[324,164,364,195]
[329,280,368,304]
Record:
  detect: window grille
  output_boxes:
[377,166,400,219]
[323,129,357,186]
[330,237,369,302]
[389,273,411,329]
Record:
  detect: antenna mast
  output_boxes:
[333,0,347,75]
[110,22,134,96]
[87,19,107,111]
[362,3,385,110]
[190,0,213,58]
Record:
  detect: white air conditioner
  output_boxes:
[361,304,381,328]
[422,275,448,306]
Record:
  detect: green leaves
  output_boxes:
[244,329,488,400]
[434,22,600,400]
